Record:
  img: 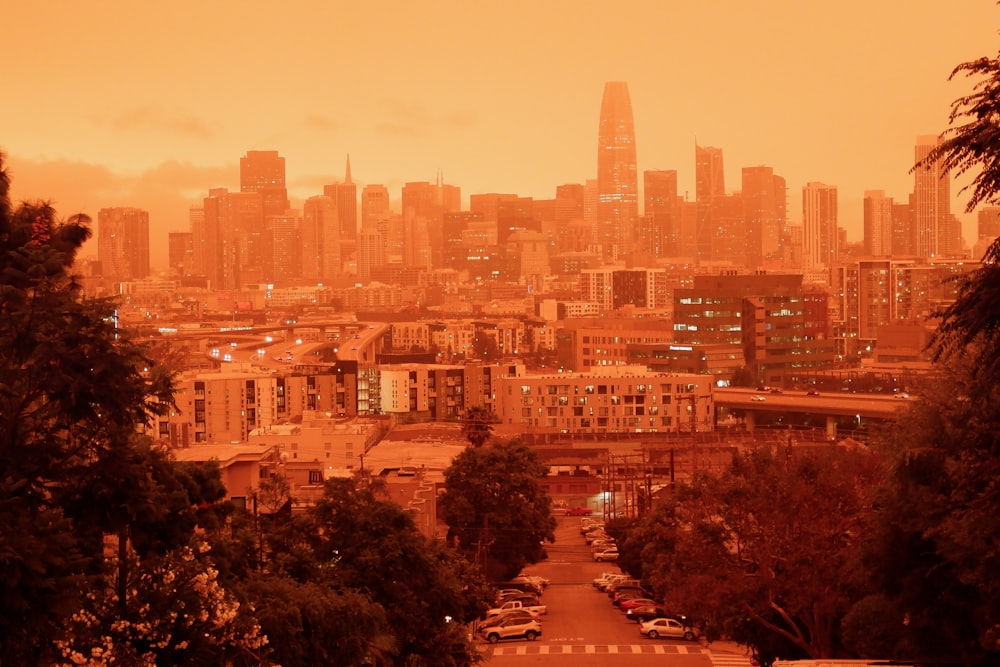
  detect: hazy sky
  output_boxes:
[2,1,999,269]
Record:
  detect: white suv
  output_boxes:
[479,617,543,644]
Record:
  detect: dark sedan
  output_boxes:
[625,604,669,623]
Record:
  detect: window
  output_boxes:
[308,470,323,484]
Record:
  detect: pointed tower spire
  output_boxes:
[344,154,352,184]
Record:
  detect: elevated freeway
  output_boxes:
[714,387,912,437]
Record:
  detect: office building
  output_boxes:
[742,166,786,268]
[324,155,358,241]
[913,135,960,258]
[863,190,894,257]
[240,150,288,218]
[301,195,341,282]
[695,144,725,263]
[802,182,838,270]
[97,207,150,281]
[596,81,639,261]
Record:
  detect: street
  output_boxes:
[478,514,756,667]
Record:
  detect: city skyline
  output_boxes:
[2,1,999,269]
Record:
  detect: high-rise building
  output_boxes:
[240,150,288,218]
[802,182,838,270]
[863,190,894,257]
[596,81,639,261]
[742,166,785,268]
[644,169,678,257]
[301,195,341,282]
[361,183,391,232]
[97,207,150,280]
[695,144,725,263]
[324,155,358,241]
[913,135,960,258]
[168,231,194,277]
[403,177,460,268]
[268,210,300,285]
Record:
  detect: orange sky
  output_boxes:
[2,1,998,270]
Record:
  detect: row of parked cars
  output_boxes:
[592,570,702,641]
[476,574,550,644]
[581,517,620,562]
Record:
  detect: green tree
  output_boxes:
[626,445,882,661]
[0,154,179,664]
[460,405,495,447]
[439,438,556,580]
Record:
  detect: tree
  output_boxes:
[439,438,556,580]
[625,445,882,662]
[268,478,490,666]
[863,354,1000,664]
[879,43,1000,663]
[460,406,495,447]
[54,539,273,667]
[913,52,1000,376]
[0,153,179,664]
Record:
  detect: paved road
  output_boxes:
[479,514,757,666]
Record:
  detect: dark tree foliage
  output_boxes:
[460,405,495,447]
[246,577,396,667]
[439,438,556,580]
[622,445,882,661]
[865,357,1000,664]
[913,53,1000,375]
[0,153,190,663]
[262,478,490,666]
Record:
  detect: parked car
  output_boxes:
[605,581,644,597]
[515,573,550,589]
[496,592,540,607]
[594,573,630,590]
[750,395,766,401]
[619,598,660,612]
[478,609,536,630]
[806,389,820,396]
[565,506,593,516]
[479,617,542,644]
[638,617,700,641]
[612,590,650,606]
[484,598,547,619]
[593,547,619,562]
[626,605,670,623]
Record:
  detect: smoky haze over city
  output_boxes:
[2,1,1000,272]
[6,2,1000,666]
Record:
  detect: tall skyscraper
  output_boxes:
[596,81,639,261]
[644,169,678,257]
[324,155,358,240]
[742,166,785,269]
[97,207,150,280]
[863,190,894,257]
[695,144,725,263]
[168,231,194,277]
[361,183,391,232]
[802,182,838,269]
[913,135,960,258]
[301,195,341,282]
[240,150,288,218]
